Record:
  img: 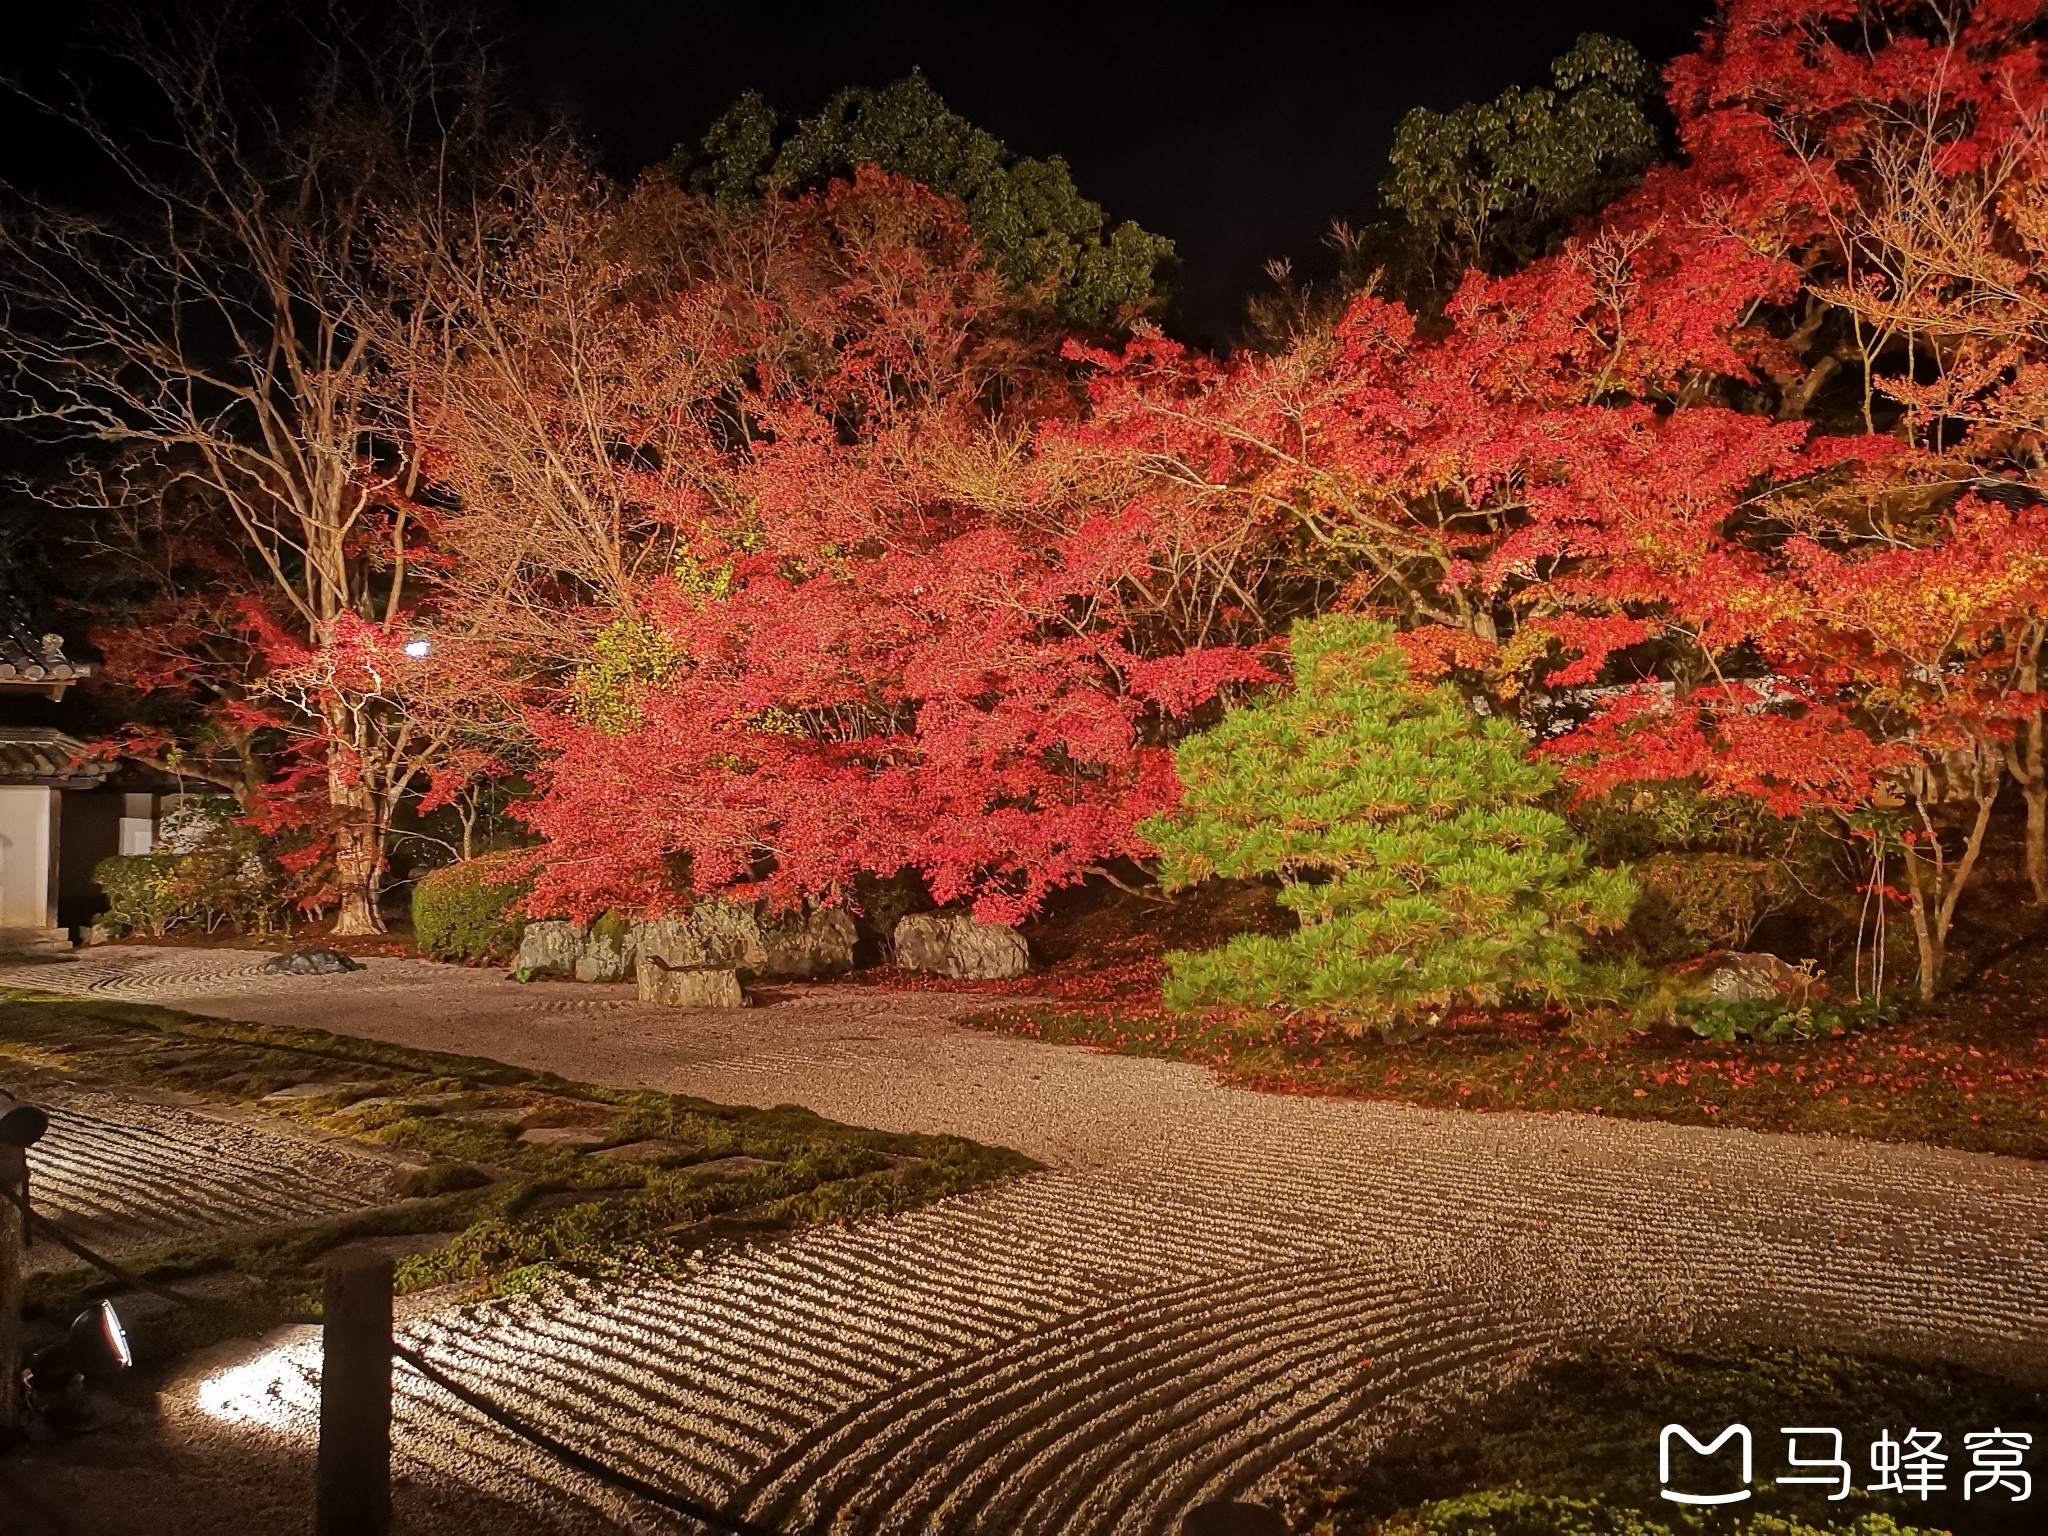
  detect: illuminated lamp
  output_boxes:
[26,1301,133,1415]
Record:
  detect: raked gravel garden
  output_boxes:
[1,944,2042,1535]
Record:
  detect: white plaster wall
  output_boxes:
[0,784,58,928]
[120,790,159,855]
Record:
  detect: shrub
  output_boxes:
[94,852,183,937]
[1627,851,1790,962]
[411,851,532,964]
[1142,616,1637,1031]
[94,800,279,937]
[1568,786,1823,965]
[1381,1490,1933,1536]
[1569,782,1798,864]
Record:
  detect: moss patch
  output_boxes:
[1290,1344,2045,1536]
[1,988,1034,1362]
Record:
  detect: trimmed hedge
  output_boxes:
[411,851,532,964]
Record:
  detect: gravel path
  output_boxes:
[9,946,2048,1534]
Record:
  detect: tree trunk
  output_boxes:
[2026,780,2048,906]
[1903,851,1944,1003]
[1892,872,1941,1003]
[2010,705,2048,904]
[330,773,387,936]
[1898,755,2001,1001]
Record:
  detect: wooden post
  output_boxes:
[315,1254,394,1536]
[0,1145,22,1436]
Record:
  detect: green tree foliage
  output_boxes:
[1244,34,1659,343]
[1143,616,1636,1028]
[681,75,1175,328]
[569,615,684,736]
[1382,33,1658,283]
[689,90,779,208]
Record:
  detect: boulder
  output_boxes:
[262,947,362,976]
[512,919,584,978]
[637,956,747,1009]
[636,900,856,981]
[574,915,635,983]
[1704,951,1807,1004]
[892,912,1030,980]
[635,901,767,975]
[761,906,857,978]
[513,901,858,983]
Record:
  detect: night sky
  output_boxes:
[3,0,1719,341]
[502,0,1718,341]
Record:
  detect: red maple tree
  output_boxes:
[414,167,1264,923]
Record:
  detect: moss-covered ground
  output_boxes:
[955,884,2047,1160]
[851,855,2035,1161]
[1290,1344,2046,1536]
[0,988,1034,1362]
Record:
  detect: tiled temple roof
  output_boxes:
[0,727,107,786]
[0,590,90,687]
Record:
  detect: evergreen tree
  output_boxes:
[1144,616,1637,1030]
[1382,33,1659,286]
[680,74,1174,329]
[1244,34,1658,344]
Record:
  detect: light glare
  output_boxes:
[100,1301,133,1370]
[193,1337,321,1432]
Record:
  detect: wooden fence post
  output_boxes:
[315,1253,394,1536]
[0,1144,22,1435]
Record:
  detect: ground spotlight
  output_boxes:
[26,1301,133,1416]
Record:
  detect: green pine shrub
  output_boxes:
[411,851,533,964]
[1142,616,1637,1030]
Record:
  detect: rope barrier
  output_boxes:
[389,1340,779,1536]
[1,1179,778,1536]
